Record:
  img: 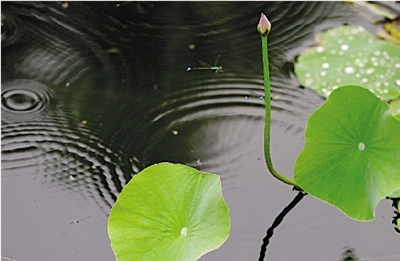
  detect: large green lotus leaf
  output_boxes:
[295,25,400,100]
[108,162,230,261]
[294,85,400,221]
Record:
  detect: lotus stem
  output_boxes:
[258,13,300,189]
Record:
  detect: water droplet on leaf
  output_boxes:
[322,63,330,69]
[344,67,355,74]
[366,68,375,74]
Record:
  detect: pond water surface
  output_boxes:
[2,2,399,261]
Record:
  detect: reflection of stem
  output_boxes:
[261,28,300,189]
[389,197,400,233]
[258,191,306,261]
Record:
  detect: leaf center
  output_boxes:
[180,227,188,236]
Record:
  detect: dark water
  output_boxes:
[2,2,399,261]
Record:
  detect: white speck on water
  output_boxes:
[362,78,368,83]
[320,71,327,76]
[358,142,365,151]
[396,79,400,86]
[373,50,381,56]
[330,49,337,55]
[181,227,187,236]
[355,73,361,78]
[316,46,325,53]
[322,63,330,69]
[395,63,400,69]
[341,44,349,51]
[344,67,355,74]
[336,78,341,83]
[384,82,390,87]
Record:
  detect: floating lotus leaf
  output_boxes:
[294,85,400,221]
[108,162,230,261]
[295,25,400,101]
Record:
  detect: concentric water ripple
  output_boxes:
[1,13,24,47]
[1,79,57,121]
[138,76,322,190]
[1,110,136,212]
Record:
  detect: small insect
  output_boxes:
[244,91,265,100]
[187,55,223,73]
[244,91,280,101]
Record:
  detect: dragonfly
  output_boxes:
[244,91,265,100]
[186,55,223,73]
[244,91,280,101]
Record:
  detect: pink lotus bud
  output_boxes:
[257,13,271,36]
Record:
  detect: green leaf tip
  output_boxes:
[257,12,271,36]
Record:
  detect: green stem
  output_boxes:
[261,35,300,189]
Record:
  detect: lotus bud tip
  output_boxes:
[257,12,271,36]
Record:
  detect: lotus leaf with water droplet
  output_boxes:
[108,162,230,261]
[295,25,400,102]
[294,85,400,221]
